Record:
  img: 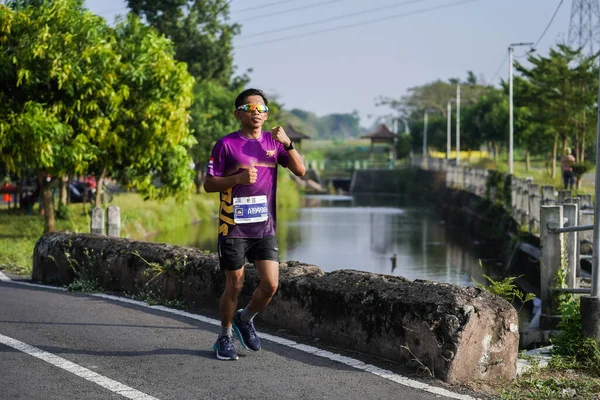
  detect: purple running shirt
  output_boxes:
[207,130,290,238]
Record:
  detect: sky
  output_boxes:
[84,0,574,127]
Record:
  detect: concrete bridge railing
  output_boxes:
[410,156,600,343]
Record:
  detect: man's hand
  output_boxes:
[272,126,291,148]
[238,167,257,185]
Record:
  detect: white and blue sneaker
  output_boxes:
[213,335,239,360]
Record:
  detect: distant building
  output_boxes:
[284,124,311,151]
[360,124,399,162]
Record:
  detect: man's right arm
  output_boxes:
[203,175,241,193]
[203,167,257,193]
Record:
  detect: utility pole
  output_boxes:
[509,42,534,175]
[447,101,452,160]
[581,54,600,342]
[423,110,428,157]
[456,83,461,165]
[447,99,457,160]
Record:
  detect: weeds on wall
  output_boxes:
[63,249,103,293]
[472,260,535,312]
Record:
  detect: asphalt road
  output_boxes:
[0,276,481,400]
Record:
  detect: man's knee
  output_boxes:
[225,276,244,295]
[260,280,278,297]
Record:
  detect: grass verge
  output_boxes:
[0,169,300,276]
[0,192,219,276]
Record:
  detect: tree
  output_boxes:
[0,0,121,232]
[317,112,361,139]
[377,72,488,121]
[515,45,598,176]
[100,14,196,203]
[188,80,239,191]
[127,0,239,84]
[0,1,196,231]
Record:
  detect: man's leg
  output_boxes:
[233,237,280,351]
[213,269,245,360]
[247,259,280,313]
[232,260,279,351]
[214,238,247,361]
[221,268,245,329]
[213,268,245,361]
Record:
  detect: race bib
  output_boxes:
[233,195,269,224]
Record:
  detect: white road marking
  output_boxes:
[0,271,10,282]
[0,333,159,400]
[1,276,477,400]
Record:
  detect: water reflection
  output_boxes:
[282,194,492,287]
[151,194,493,287]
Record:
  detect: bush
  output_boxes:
[572,162,593,181]
[55,203,72,220]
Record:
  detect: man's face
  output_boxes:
[235,95,269,129]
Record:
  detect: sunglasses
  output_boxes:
[237,103,269,113]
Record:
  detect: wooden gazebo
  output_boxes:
[284,124,311,150]
[360,124,399,162]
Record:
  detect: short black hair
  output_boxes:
[235,88,268,108]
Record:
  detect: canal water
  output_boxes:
[153,194,498,287]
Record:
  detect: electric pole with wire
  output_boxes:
[568,0,600,56]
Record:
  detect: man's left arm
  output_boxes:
[285,147,306,177]
[273,126,306,177]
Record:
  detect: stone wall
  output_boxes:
[33,231,519,385]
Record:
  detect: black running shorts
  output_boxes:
[217,237,279,271]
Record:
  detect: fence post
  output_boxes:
[540,205,564,315]
[520,179,531,226]
[571,197,582,278]
[511,178,519,219]
[107,205,121,237]
[529,183,540,233]
[541,185,555,205]
[558,189,572,204]
[479,170,487,196]
[563,203,578,289]
[91,207,105,235]
[580,194,594,245]
[580,194,593,209]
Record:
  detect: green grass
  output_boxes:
[301,138,389,163]
[470,154,596,196]
[0,192,219,276]
[499,367,600,399]
[115,192,219,239]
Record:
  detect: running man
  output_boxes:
[204,88,306,360]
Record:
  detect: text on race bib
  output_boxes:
[233,195,269,224]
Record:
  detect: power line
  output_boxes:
[533,0,565,50]
[232,0,302,14]
[488,53,508,83]
[239,0,430,38]
[238,0,348,22]
[237,0,478,49]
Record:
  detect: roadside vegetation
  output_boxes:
[498,296,600,400]
[475,253,600,399]
[0,170,299,276]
